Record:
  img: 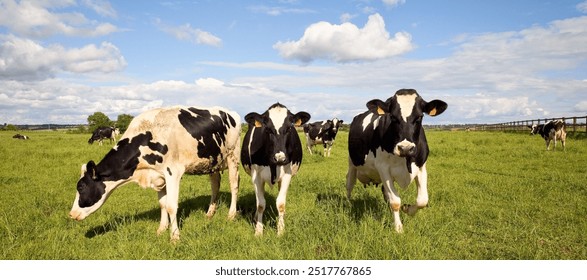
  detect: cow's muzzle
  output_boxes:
[394,140,416,157]
[274,152,287,165]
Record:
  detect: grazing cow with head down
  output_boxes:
[70,106,241,241]
[303,118,344,157]
[13,133,29,140]
[88,126,119,146]
[528,120,566,151]
[346,89,447,233]
[241,103,311,236]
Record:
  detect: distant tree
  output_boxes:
[115,114,134,133]
[87,112,113,132]
[3,124,18,131]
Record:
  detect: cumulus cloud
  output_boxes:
[155,20,222,47]
[0,35,127,80]
[273,13,414,63]
[0,0,119,38]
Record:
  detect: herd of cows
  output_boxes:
[61,88,569,240]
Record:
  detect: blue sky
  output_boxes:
[1,0,586,125]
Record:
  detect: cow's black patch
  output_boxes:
[77,131,170,208]
[143,154,163,165]
[167,167,172,176]
[178,108,233,170]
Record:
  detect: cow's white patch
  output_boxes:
[396,94,416,121]
[268,106,288,134]
[362,113,374,131]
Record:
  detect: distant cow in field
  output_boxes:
[346,89,447,233]
[70,106,241,241]
[12,133,29,140]
[528,120,566,151]
[303,118,343,157]
[88,126,119,146]
[241,103,311,236]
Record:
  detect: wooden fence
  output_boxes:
[474,116,587,133]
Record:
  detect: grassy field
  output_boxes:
[0,129,585,260]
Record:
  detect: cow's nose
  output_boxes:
[274,152,287,164]
[394,141,416,157]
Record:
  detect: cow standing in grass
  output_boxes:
[69,106,241,241]
[528,120,566,151]
[303,118,343,157]
[346,89,447,233]
[241,103,311,236]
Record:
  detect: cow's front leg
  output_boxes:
[381,176,403,233]
[157,188,169,236]
[252,170,266,236]
[276,172,292,236]
[206,172,221,219]
[164,172,181,241]
[402,164,428,216]
[346,160,357,200]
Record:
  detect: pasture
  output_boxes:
[0,129,585,260]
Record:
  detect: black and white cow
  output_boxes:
[13,133,29,140]
[528,120,566,151]
[303,118,343,157]
[70,106,241,241]
[241,103,311,236]
[346,89,447,233]
[88,126,120,146]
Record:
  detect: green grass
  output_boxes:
[0,130,585,260]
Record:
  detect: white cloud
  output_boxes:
[382,0,406,8]
[273,13,414,63]
[577,1,587,13]
[340,13,356,23]
[0,0,119,38]
[82,0,117,18]
[156,20,222,47]
[248,5,316,16]
[0,35,127,80]
[575,100,587,112]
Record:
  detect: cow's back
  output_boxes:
[123,106,241,175]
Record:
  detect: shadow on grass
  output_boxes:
[315,186,386,223]
[84,191,239,238]
[84,190,281,238]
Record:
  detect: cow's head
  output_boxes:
[528,124,540,135]
[245,103,311,165]
[368,89,447,157]
[69,160,115,220]
[331,118,343,134]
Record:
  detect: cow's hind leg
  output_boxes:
[226,153,239,220]
[206,172,221,219]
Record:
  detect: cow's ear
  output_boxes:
[294,112,311,127]
[245,113,263,128]
[80,163,87,178]
[85,160,98,180]
[424,100,447,116]
[366,99,387,115]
